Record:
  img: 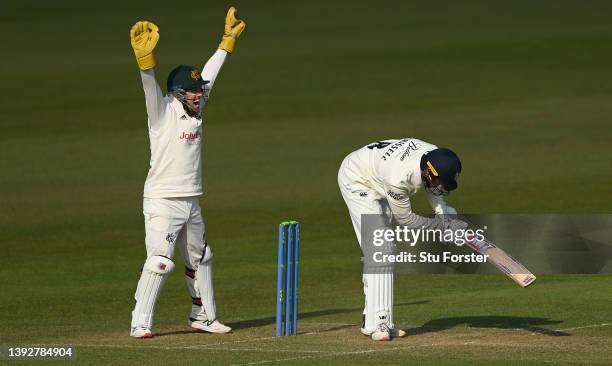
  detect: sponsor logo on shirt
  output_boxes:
[381,139,411,161]
[399,140,421,161]
[387,190,405,200]
[180,131,201,144]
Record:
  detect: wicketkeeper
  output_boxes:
[338,138,467,341]
[128,7,246,338]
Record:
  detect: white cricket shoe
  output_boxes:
[361,315,406,338]
[371,322,391,341]
[130,327,153,339]
[361,327,406,338]
[189,318,232,334]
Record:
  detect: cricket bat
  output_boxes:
[466,238,536,287]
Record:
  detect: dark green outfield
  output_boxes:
[1,0,611,364]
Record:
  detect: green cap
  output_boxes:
[167,65,209,92]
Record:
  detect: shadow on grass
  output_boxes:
[155,300,428,337]
[406,316,569,337]
[226,300,429,331]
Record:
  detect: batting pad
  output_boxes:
[185,267,199,299]
[131,255,175,329]
[195,247,216,321]
[363,272,394,332]
[185,267,207,321]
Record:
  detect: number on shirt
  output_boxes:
[367,141,392,150]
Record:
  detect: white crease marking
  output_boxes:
[230,344,441,366]
[555,323,610,332]
[72,321,611,364]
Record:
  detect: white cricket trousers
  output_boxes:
[338,154,395,332]
[143,196,208,269]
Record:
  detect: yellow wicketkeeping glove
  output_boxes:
[130,21,160,70]
[218,7,246,53]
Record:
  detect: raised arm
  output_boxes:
[130,21,167,130]
[202,7,246,95]
[201,50,228,93]
[139,69,167,130]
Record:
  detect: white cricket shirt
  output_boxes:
[343,138,449,223]
[139,50,227,198]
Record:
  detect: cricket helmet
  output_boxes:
[420,148,462,192]
[167,65,209,93]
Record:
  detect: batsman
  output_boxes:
[338,138,467,341]
[128,8,245,338]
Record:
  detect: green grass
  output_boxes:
[1,0,612,364]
